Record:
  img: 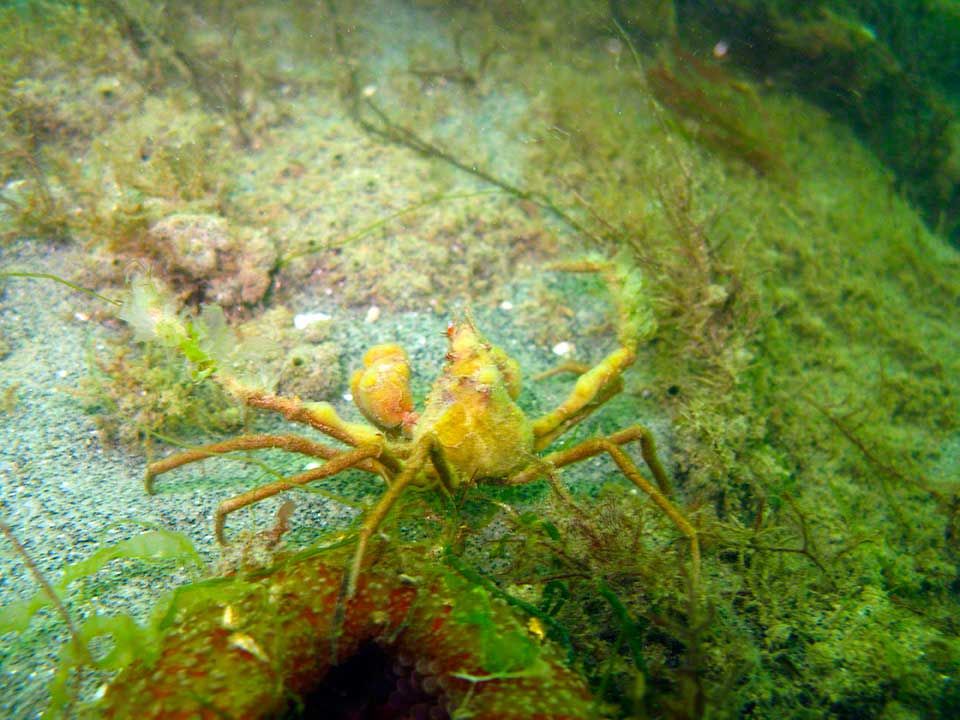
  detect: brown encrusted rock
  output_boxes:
[97,546,605,719]
[277,342,343,400]
[148,213,277,309]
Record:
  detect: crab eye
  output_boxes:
[446,321,456,338]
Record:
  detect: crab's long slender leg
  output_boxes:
[342,436,438,600]
[531,346,636,450]
[215,444,385,544]
[531,363,627,451]
[329,435,445,656]
[512,426,673,496]
[535,252,655,449]
[507,426,698,585]
[221,376,385,449]
[145,434,390,494]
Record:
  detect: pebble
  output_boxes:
[294,312,332,330]
[552,341,575,357]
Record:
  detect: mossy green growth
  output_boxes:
[83,340,241,448]
[73,275,245,447]
[0,1,145,244]
[120,275,231,381]
[0,528,205,718]
[448,579,542,679]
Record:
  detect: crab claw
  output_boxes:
[350,344,416,433]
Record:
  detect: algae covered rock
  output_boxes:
[277,342,344,400]
[148,212,277,309]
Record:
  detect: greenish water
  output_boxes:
[1,2,958,718]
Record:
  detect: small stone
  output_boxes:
[294,312,332,330]
[552,341,575,357]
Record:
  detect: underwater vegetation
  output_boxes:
[671,0,960,246]
[1,1,959,719]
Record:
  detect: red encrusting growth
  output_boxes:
[97,547,603,719]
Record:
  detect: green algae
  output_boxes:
[365,4,960,716]
[0,526,205,717]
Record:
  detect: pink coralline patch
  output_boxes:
[98,548,603,719]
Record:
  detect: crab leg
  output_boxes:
[341,436,439,601]
[531,346,636,450]
[221,375,385,448]
[534,252,656,449]
[329,435,452,656]
[531,363,627,450]
[514,425,673,495]
[215,444,386,544]
[144,434,390,494]
[507,426,699,586]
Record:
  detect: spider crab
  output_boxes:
[145,258,701,603]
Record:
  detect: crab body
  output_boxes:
[351,322,534,485]
[412,322,534,483]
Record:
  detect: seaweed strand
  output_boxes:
[0,517,92,665]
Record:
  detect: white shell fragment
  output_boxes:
[294,312,332,330]
[552,341,575,357]
[228,632,269,663]
[222,605,237,629]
